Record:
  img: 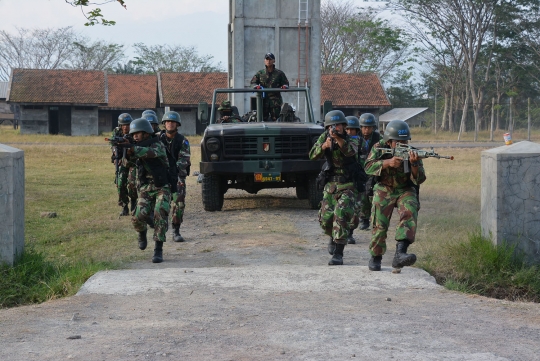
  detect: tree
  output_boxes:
[132,43,224,73]
[70,39,125,70]
[108,60,145,74]
[0,27,76,81]
[320,0,411,80]
[64,0,127,26]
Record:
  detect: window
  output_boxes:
[23,105,44,110]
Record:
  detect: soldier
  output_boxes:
[309,110,358,266]
[250,52,289,121]
[111,113,138,216]
[217,100,242,123]
[160,111,191,243]
[344,116,362,244]
[142,113,161,135]
[358,113,382,230]
[364,120,426,271]
[122,118,171,263]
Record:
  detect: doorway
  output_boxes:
[49,106,72,135]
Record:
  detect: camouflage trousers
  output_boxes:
[318,182,357,245]
[263,96,283,120]
[118,165,137,207]
[369,184,419,256]
[351,190,371,231]
[132,184,171,243]
[170,178,186,227]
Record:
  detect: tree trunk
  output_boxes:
[449,85,455,133]
[441,90,449,131]
[458,84,469,142]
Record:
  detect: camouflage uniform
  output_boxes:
[131,138,171,243]
[358,131,382,222]
[111,127,137,209]
[364,140,426,256]
[309,131,358,244]
[348,135,363,231]
[160,132,191,228]
[250,67,289,120]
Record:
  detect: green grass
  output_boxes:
[419,232,540,302]
[0,247,116,308]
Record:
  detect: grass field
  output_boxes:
[1,125,539,306]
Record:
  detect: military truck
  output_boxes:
[198,87,325,211]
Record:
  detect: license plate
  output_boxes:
[254,172,281,182]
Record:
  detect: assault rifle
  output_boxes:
[105,135,134,184]
[380,143,454,173]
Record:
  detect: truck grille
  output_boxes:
[223,135,309,158]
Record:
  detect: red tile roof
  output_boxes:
[105,74,157,109]
[8,69,107,105]
[321,73,390,107]
[159,72,228,106]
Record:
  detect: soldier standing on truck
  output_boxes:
[159,111,191,243]
[309,110,358,266]
[250,52,289,121]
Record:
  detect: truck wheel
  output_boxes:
[308,176,323,210]
[296,185,309,200]
[202,174,224,211]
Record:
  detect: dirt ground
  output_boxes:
[1,186,540,360]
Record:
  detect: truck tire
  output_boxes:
[296,185,309,200]
[202,174,224,211]
[308,176,323,209]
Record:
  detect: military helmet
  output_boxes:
[142,109,157,117]
[383,120,411,142]
[142,113,159,125]
[161,111,181,125]
[118,113,133,125]
[345,116,360,129]
[324,110,347,127]
[218,100,232,111]
[129,118,154,135]
[359,113,377,127]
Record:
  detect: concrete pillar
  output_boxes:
[481,141,540,264]
[0,144,25,266]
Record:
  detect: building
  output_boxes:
[379,108,429,130]
[7,69,391,136]
[0,81,16,127]
[320,73,391,120]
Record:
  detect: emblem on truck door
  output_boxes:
[263,142,270,152]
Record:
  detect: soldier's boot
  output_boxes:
[138,231,147,250]
[328,243,345,266]
[152,241,163,263]
[359,218,370,230]
[120,204,129,216]
[392,240,417,268]
[173,224,185,243]
[368,255,382,271]
[130,199,137,215]
[327,237,336,255]
[347,229,356,244]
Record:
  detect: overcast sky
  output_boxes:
[0,0,386,68]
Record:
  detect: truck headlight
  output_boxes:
[206,137,220,152]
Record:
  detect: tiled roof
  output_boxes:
[105,74,157,109]
[8,69,107,104]
[159,72,228,106]
[379,108,429,123]
[321,73,390,107]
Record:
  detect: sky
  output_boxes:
[0,0,388,68]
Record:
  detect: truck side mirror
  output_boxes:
[198,102,209,124]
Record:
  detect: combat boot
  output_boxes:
[368,255,382,271]
[138,231,147,250]
[327,237,336,255]
[347,229,356,244]
[120,204,129,216]
[392,240,417,268]
[328,243,345,266]
[359,218,369,230]
[173,224,185,242]
[152,241,163,263]
[130,199,137,215]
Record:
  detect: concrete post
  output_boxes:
[0,144,25,266]
[481,141,540,264]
